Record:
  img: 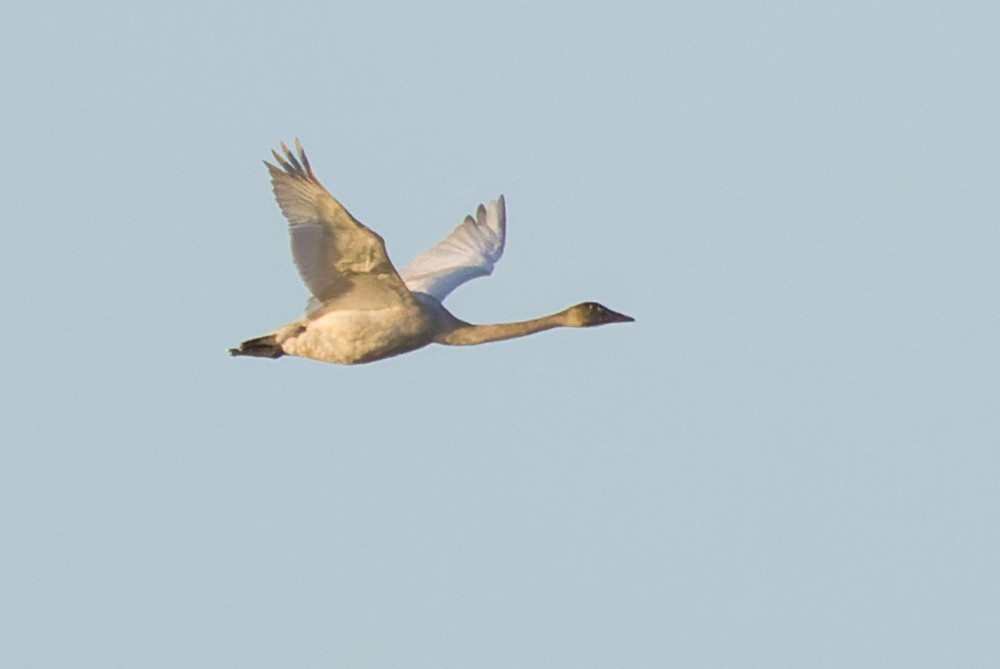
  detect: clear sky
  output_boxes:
[2,1,998,667]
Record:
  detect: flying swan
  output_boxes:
[229,140,633,365]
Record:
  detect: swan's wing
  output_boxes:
[266,140,415,310]
[399,195,506,301]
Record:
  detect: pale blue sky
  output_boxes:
[1,1,998,667]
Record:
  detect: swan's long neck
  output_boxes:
[436,310,571,346]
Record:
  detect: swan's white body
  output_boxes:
[230,140,632,365]
[272,305,426,364]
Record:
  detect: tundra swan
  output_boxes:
[229,140,633,365]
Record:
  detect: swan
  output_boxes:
[229,140,633,365]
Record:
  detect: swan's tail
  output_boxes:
[229,334,284,359]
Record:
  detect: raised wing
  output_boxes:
[266,140,415,311]
[400,195,506,301]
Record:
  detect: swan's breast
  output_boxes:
[281,304,434,365]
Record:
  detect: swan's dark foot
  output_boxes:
[229,335,284,359]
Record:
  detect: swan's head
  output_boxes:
[566,302,635,327]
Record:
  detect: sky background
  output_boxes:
[2,1,998,667]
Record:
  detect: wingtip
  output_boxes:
[268,138,317,182]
